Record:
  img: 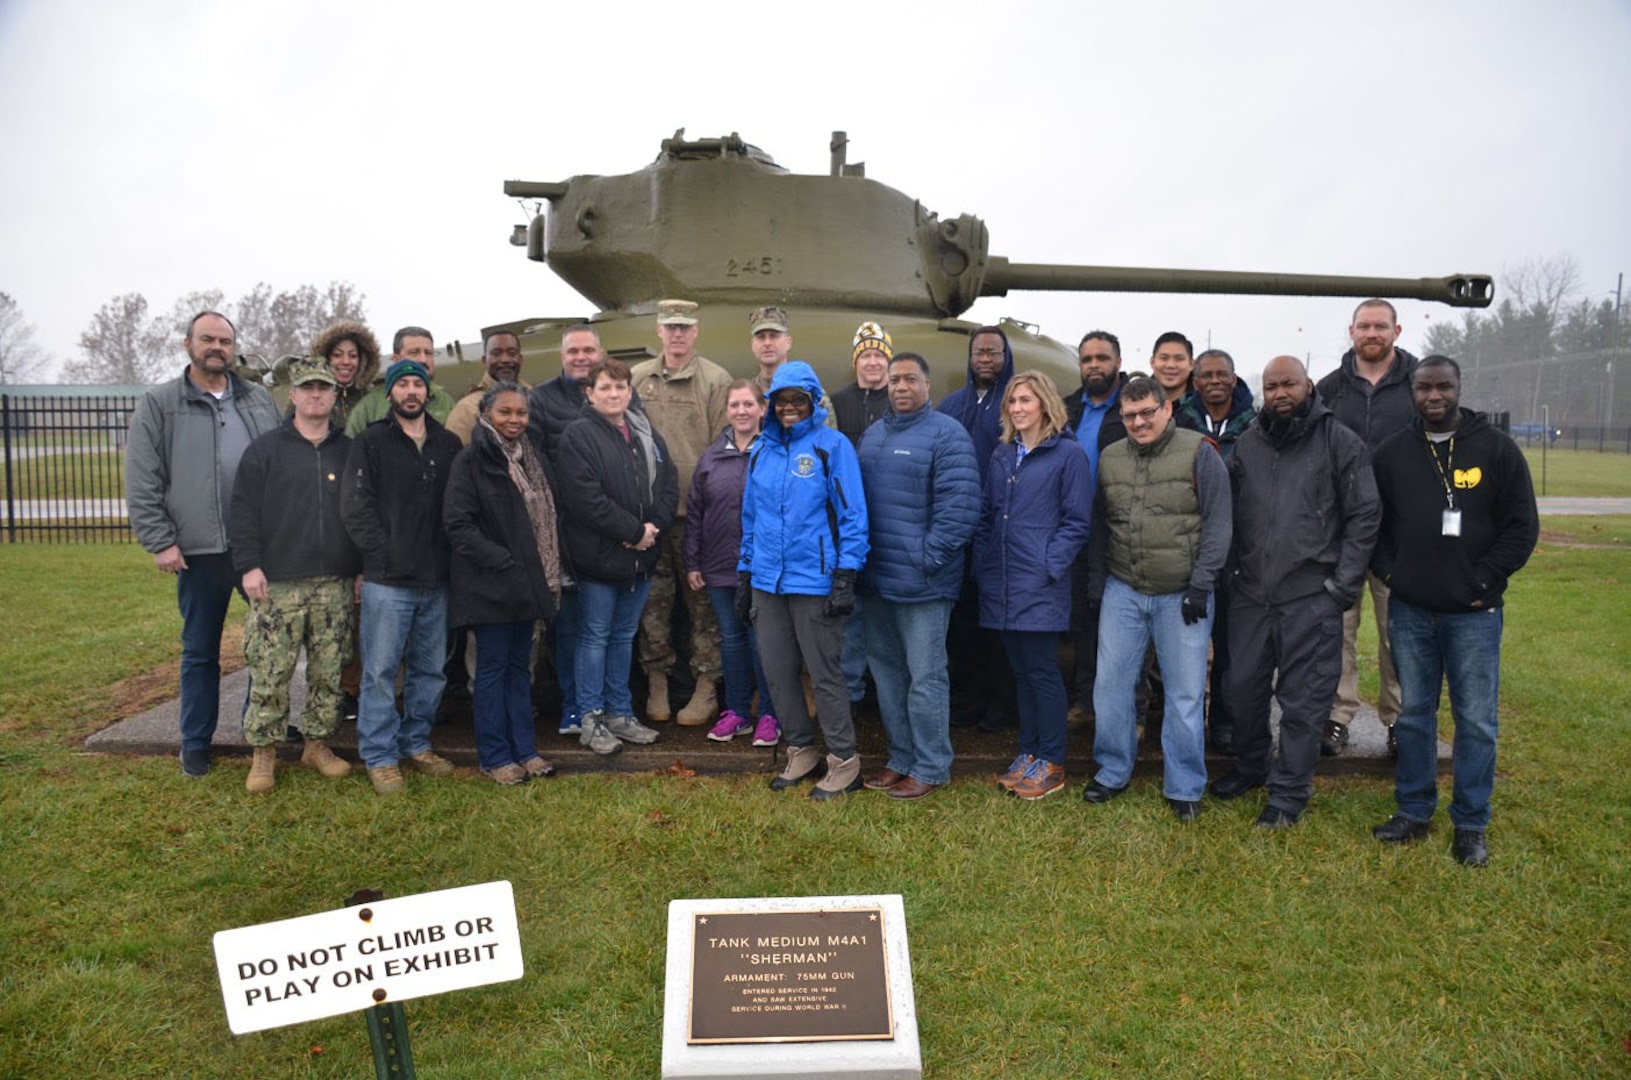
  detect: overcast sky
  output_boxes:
[2,0,1627,390]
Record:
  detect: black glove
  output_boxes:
[826,569,857,617]
[734,571,754,625]
[1180,587,1209,626]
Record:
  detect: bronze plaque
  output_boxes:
[687,907,894,1044]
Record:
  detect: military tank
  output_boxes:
[450,129,1491,395]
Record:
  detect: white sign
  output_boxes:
[212,880,523,1035]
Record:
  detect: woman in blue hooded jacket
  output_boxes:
[738,361,870,800]
[973,370,1093,801]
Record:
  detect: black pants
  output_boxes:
[1226,591,1345,815]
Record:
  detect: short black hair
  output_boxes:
[1078,330,1121,357]
[478,380,527,413]
[1152,331,1193,359]
[889,351,930,376]
[1415,354,1462,380]
[1194,348,1235,374]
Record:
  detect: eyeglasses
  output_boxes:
[1120,405,1164,425]
[971,348,1003,359]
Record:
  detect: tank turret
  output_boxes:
[503,130,1492,323]
[471,131,1492,398]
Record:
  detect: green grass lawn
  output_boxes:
[1521,446,1631,497]
[0,449,126,501]
[1,539,1628,1079]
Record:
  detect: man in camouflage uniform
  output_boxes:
[229,360,363,793]
[631,299,730,724]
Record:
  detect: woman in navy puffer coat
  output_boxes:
[972,371,1093,800]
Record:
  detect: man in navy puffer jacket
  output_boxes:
[856,352,981,799]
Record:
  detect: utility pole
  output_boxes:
[1608,272,1621,431]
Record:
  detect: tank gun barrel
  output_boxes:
[981,258,1494,308]
[503,180,569,200]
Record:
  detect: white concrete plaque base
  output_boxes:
[662,894,921,1080]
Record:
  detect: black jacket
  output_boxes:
[1315,347,1420,451]
[443,423,561,629]
[1062,373,1130,457]
[527,373,645,465]
[1371,409,1538,613]
[340,414,462,587]
[829,382,890,448]
[1227,398,1380,607]
[555,409,679,584]
[229,421,361,581]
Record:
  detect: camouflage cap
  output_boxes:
[657,298,700,325]
[287,357,339,388]
[748,305,791,335]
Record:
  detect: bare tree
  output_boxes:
[0,292,51,384]
[1503,254,1582,328]
[63,293,171,384]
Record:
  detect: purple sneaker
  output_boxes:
[707,710,754,742]
[751,714,781,747]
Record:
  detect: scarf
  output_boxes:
[481,417,562,598]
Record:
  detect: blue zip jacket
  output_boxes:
[972,431,1093,631]
[739,362,869,596]
[857,405,980,603]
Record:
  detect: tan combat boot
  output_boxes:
[676,678,717,726]
[301,739,353,779]
[245,745,277,795]
[769,744,827,791]
[645,671,672,722]
[811,754,863,801]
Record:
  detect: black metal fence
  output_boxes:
[1,393,138,543]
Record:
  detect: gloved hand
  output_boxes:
[734,571,754,625]
[826,569,857,617]
[1180,587,1209,626]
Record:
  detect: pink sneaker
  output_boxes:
[751,714,781,747]
[707,710,754,742]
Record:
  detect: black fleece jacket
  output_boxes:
[230,421,361,581]
[340,414,462,588]
[1371,409,1538,613]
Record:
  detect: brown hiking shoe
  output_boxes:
[245,745,277,795]
[645,671,672,722]
[676,679,718,726]
[407,750,454,777]
[1012,760,1066,800]
[811,754,863,801]
[368,765,405,795]
[300,739,352,779]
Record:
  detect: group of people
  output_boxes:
[125,297,1538,866]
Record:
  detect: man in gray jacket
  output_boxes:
[1315,299,1419,756]
[1210,356,1380,826]
[125,311,280,775]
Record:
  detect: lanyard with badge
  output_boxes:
[1426,433,1462,537]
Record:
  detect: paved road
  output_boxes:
[1535,497,1631,515]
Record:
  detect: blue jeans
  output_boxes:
[707,586,775,719]
[1093,576,1211,801]
[866,599,955,785]
[1388,597,1504,829]
[842,594,868,702]
[555,587,580,718]
[472,620,536,770]
[176,552,240,751]
[575,576,651,717]
[1000,630,1069,766]
[357,582,448,769]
